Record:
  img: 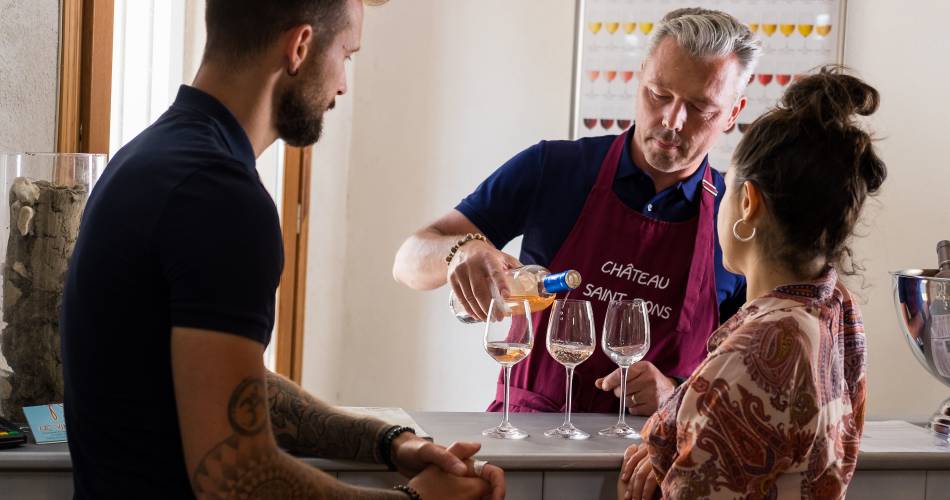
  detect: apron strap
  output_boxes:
[676,162,720,332]
[592,132,629,190]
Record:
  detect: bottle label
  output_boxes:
[542,270,582,294]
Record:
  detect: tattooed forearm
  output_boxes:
[190,376,404,500]
[265,371,392,463]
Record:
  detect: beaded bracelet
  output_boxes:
[379,425,415,471]
[393,484,423,500]
[445,233,488,265]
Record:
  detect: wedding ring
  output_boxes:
[630,393,637,405]
[473,459,488,476]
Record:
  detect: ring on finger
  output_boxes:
[473,459,488,476]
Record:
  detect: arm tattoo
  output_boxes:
[190,376,404,500]
[230,377,268,436]
[265,371,392,463]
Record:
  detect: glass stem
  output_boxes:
[502,364,511,427]
[618,365,629,425]
[564,366,575,427]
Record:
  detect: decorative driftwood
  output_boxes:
[0,177,86,422]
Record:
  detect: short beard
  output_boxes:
[275,78,327,147]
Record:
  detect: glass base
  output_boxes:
[544,422,589,440]
[598,422,640,439]
[483,421,529,440]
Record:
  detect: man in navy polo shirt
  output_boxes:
[394,8,761,416]
[61,1,504,499]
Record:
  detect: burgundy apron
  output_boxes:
[488,131,720,413]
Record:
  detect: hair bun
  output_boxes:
[780,65,886,195]
[779,65,879,128]
[732,65,887,276]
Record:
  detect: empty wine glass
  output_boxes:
[598,299,650,438]
[544,299,596,440]
[483,298,534,439]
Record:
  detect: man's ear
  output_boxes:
[283,25,314,76]
[725,95,747,131]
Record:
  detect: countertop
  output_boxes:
[2,413,949,472]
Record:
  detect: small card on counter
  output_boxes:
[23,403,67,444]
[341,407,431,440]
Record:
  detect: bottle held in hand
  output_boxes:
[449,265,581,323]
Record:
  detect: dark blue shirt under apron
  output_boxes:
[456,130,746,322]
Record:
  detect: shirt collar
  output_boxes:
[767,266,839,304]
[618,124,710,204]
[171,85,256,170]
[707,266,840,352]
[743,266,840,320]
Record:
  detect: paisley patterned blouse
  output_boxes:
[641,267,867,499]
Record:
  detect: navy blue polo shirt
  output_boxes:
[456,130,746,322]
[61,85,283,499]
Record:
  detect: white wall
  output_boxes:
[301,0,576,409]
[301,0,950,420]
[108,0,286,369]
[843,0,950,421]
[0,0,60,377]
[300,60,356,399]
[0,0,60,152]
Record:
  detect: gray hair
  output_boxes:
[646,8,762,95]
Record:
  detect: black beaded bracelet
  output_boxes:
[393,484,422,500]
[379,425,415,471]
[445,233,488,265]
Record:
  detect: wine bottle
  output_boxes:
[936,240,950,279]
[449,265,581,323]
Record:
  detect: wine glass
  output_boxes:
[778,21,796,54]
[585,69,601,98]
[483,298,534,439]
[797,13,815,55]
[544,299,596,440]
[639,21,654,36]
[598,299,650,438]
[760,22,777,56]
[604,70,618,100]
[620,70,634,98]
[814,14,833,58]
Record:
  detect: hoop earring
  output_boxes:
[732,219,756,242]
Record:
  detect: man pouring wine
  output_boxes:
[393,7,761,416]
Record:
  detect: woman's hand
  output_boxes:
[617,443,659,500]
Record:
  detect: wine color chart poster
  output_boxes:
[571,0,846,171]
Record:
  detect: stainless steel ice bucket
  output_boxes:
[892,269,950,439]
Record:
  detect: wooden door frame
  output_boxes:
[275,146,312,382]
[58,0,311,383]
[57,0,114,154]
